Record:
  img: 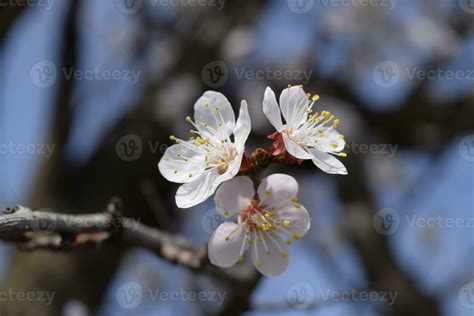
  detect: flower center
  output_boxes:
[216,147,237,175]
[238,199,278,233]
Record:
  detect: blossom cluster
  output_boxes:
[158,85,347,276]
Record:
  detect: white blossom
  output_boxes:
[208,174,311,277]
[263,85,348,175]
[158,91,251,208]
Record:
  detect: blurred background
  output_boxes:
[0,0,473,315]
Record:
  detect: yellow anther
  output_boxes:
[215,106,220,111]
[292,233,301,239]
[237,255,243,262]
[280,251,288,258]
[188,173,193,177]
[294,204,301,209]
[288,84,292,88]
[333,119,340,127]
[256,260,262,268]
[223,211,229,216]
[283,219,291,227]
[248,239,254,245]
[264,190,272,196]
[337,152,348,157]
[286,239,293,246]
[331,143,339,149]
[257,236,262,241]
[312,95,320,102]
[338,135,345,139]
[290,196,298,203]
[299,84,303,88]
[204,102,209,108]
[169,135,176,141]
[225,236,230,241]
[186,116,192,122]
[174,170,178,174]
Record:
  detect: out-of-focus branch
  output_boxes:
[0,1,28,43]
[336,155,441,316]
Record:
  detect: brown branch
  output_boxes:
[0,203,208,271]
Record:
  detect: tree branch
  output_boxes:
[0,202,208,271]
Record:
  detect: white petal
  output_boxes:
[215,151,244,183]
[309,149,347,175]
[194,91,235,138]
[257,173,299,206]
[158,143,206,183]
[233,100,251,150]
[275,204,311,237]
[263,87,283,132]
[208,222,247,268]
[175,170,219,208]
[313,128,345,153]
[251,232,289,277]
[215,176,255,216]
[282,133,313,160]
[279,86,309,129]
[176,151,244,208]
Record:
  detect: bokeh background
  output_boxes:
[0,0,473,315]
